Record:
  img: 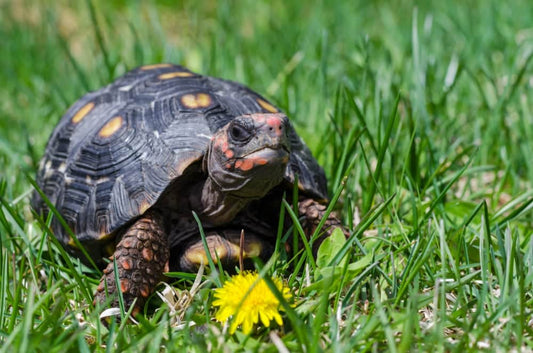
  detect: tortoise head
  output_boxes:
[205,113,290,199]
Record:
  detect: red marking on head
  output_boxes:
[221,140,229,153]
[234,156,269,172]
[224,148,234,158]
[266,116,282,128]
[216,138,222,149]
[225,163,231,169]
[239,158,254,171]
[266,116,284,136]
[213,135,226,150]
[255,158,268,166]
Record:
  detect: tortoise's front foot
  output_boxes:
[94,211,169,317]
[298,198,349,251]
[178,229,272,272]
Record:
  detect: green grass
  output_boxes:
[2,0,533,351]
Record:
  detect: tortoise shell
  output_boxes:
[33,64,327,254]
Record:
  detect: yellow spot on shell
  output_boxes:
[141,63,173,70]
[257,98,278,113]
[181,93,213,109]
[139,200,151,214]
[98,116,123,138]
[71,102,95,123]
[158,71,193,79]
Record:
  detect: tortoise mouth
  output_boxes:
[241,146,290,166]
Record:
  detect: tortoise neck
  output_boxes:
[196,177,250,225]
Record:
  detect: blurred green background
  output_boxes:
[3,0,533,199]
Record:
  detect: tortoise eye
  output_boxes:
[229,123,252,143]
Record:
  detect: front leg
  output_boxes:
[298,198,348,252]
[177,229,274,272]
[94,210,169,316]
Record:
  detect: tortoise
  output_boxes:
[32,63,343,313]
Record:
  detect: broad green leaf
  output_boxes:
[316,227,347,269]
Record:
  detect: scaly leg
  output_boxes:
[94,210,169,315]
[178,229,272,272]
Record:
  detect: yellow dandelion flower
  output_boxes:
[213,271,292,334]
